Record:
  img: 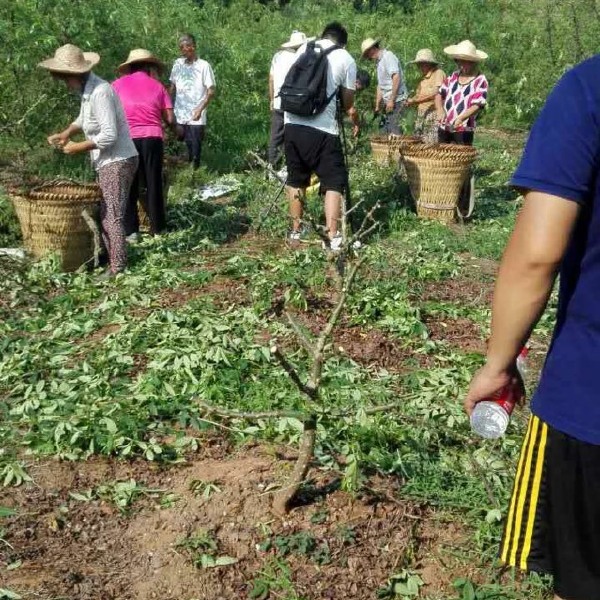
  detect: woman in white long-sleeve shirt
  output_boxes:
[40,44,138,277]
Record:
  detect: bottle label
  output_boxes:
[493,385,519,416]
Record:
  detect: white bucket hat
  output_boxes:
[409,48,440,65]
[118,48,163,73]
[443,40,488,62]
[361,37,380,57]
[38,44,100,74]
[281,31,315,50]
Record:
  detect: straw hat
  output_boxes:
[118,48,163,73]
[409,48,439,65]
[361,38,379,57]
[38,44,100,74]
[443,40,488,62]
[281,31,315,50]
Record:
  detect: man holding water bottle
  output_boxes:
[465,55,600,600]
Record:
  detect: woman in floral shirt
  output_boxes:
[435,40,488,217]
[435,40,488,146]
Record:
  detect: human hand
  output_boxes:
[464,363,524,416]
[453,115,465,129]
[62,141,81,155]
[352,123,360,138]
[192,107,203,122]
[406,97,415,107]
[385,100,395,114]
[48,133,67,148]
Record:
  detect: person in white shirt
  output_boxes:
[284,22,360,250]
[268,31,314,168]
[169,34,216,169]
[361,38,408,134]
[40,44,138,278]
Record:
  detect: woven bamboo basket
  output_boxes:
[400,143,477,223]
[11,181,101,271]
[370,135,391,165]
[370,135,422,165]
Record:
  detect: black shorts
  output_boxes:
[501,415,600,600]
[284,124,347,194]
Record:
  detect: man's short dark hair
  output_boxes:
[321,22,348,47]
[356,69,371,90]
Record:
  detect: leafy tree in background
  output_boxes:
[1,0,598,174]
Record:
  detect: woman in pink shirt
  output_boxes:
[113,49,174,238]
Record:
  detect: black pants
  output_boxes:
[268,110,285,167]
[184,124,205,169]
[126,137,165,236]
[438,129,474,146]
[438,128,474,217]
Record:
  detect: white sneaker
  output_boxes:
[322,236,362,252]
[321,234,343,251]
[289,230,302,241]
[126,233,140,244]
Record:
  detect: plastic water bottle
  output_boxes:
[470,347,529,439]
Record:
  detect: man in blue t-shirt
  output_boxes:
[465,56,600,600]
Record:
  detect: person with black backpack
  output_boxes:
[280,22,359,250]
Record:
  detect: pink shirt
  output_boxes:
[112,71,172,139]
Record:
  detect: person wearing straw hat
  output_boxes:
[435,40,488,145]
[41,44,138,278]
[268,31,314,169]
[361,38,408,135]
[465,53,600,600]
[169,33,216,171]
[406,49,445,143]
[113,49,175,240]
[435,40,488,217]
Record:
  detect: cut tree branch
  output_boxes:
[285,311,315,356]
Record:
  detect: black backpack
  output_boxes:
[279,41,341,117]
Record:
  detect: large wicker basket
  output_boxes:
[11,181,101,271]
[370,135,422,165]
[400,144,477,223]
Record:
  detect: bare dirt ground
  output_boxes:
[1,443,470,600]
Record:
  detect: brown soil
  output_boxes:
[1,444,462,600]
[424,315,486,354]
[419,276,493,307]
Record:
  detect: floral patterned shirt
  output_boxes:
[169,57,216,126]
[439,71,488,131]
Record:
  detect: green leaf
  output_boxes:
[0,507,16,518]
[0,589,23,600]
[214,555,238,567]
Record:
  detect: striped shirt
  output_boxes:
[439,71,488,131]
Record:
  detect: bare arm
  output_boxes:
[454,104,482,127]
[375,86,382,113]
[387,72,400,110]
[340,87,359,136]
[465,192,580,413]
[48,122,82,147]
[162,108,175,127]
[434,93,445,120]
[191,86,216,121]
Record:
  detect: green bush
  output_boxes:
[1,0,597,177]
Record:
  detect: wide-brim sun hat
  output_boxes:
[409,48,440,65]
[443,39,488,62]
[118,48,164,73]
[361,37,379,57]
[38,44,100,74]
[281,31,315,50]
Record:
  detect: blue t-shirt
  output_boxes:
[511,55,600,444]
